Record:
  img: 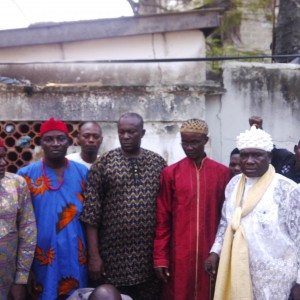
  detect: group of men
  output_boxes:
[1,113,300,300]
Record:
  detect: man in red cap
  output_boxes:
[0,140,36,299]
[17,118,89,299]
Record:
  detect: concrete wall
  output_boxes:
[2,62,299,168]
[0,84,209,165]
[0,29,210,166]
[239,6,273,54]
[214,61,300,165]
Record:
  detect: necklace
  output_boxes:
[42,159,68,191]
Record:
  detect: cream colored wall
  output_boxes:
[0,30,205,85]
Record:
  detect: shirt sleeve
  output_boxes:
[153,168,173,268]
[15,176,37,284]
[210,177,236,256]
[80,160,104,226]
[287,186,300,284]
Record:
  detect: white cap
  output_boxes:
[236,125,273,152]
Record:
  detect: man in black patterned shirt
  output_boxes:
[80,112,167,300]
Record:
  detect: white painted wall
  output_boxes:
[0,30,206,86]
[214,61,300,165]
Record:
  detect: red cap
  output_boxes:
[40,118,68,137]
[0,140,4,147]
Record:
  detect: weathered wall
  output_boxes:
[238,3,273,54]
[2,61,299,168]
[0,29,211,166]
[0,84,211,165]
[215,61,300,164]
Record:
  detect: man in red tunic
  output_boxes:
[153,119,231,300]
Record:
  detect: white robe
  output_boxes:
[66,152,99,169]
[211,173,300,300]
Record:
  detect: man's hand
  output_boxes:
[88,254,106,281]
[204,252,219,279]
[291,283,300,300]
[249,116,263,129]
[155,267,170,283]
[10,284,26,300]
[26,271,38,298]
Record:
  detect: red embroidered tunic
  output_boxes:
[154,157,231,300]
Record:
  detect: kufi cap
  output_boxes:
[236,125,273,152]
[40,118,68,137]
[180,119,208,135]
[0,140,4,147]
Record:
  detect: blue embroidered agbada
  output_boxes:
[18,160,88,299]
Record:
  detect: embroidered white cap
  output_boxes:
[236,125,273,152]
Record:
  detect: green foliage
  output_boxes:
[207,37,268,73]
[204,0,274,73]
[129,0,274,74]
[222,9,243,30]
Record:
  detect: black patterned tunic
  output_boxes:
[80,148,167,286]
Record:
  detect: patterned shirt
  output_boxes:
[18,160,88,300]
[279,155,300,183]
[80,148,167,286]
[0,172,36,300]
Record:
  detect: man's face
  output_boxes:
[0,147,7,180]
[229,154,241,176]
[118,116,145,155]
[240,148,271,177]
[78,123,103,156]
[41,130,69,160]
[181,132,208,162]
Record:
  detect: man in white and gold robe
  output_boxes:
[205,126,300,300]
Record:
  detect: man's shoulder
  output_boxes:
[142,148,166,162]
[17,160,41,175]
[95,148,121,163]
[272,147,293,158]
[101,148,120,157]
[68,160,89,173]
[227,173,242,186]
[4,172,27,185]
[90,149,122,170]
[66,152,80,160]
[204,157,230,172]
[271,147,294,171]
[161,157,187,175]
[275,172,298,188]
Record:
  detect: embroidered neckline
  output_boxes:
[42,159,68,191]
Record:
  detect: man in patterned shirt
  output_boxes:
[80,112,167,300]
[0,139,36,299]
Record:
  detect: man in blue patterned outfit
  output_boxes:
[80,112,167,300]
[18,118,88,299]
